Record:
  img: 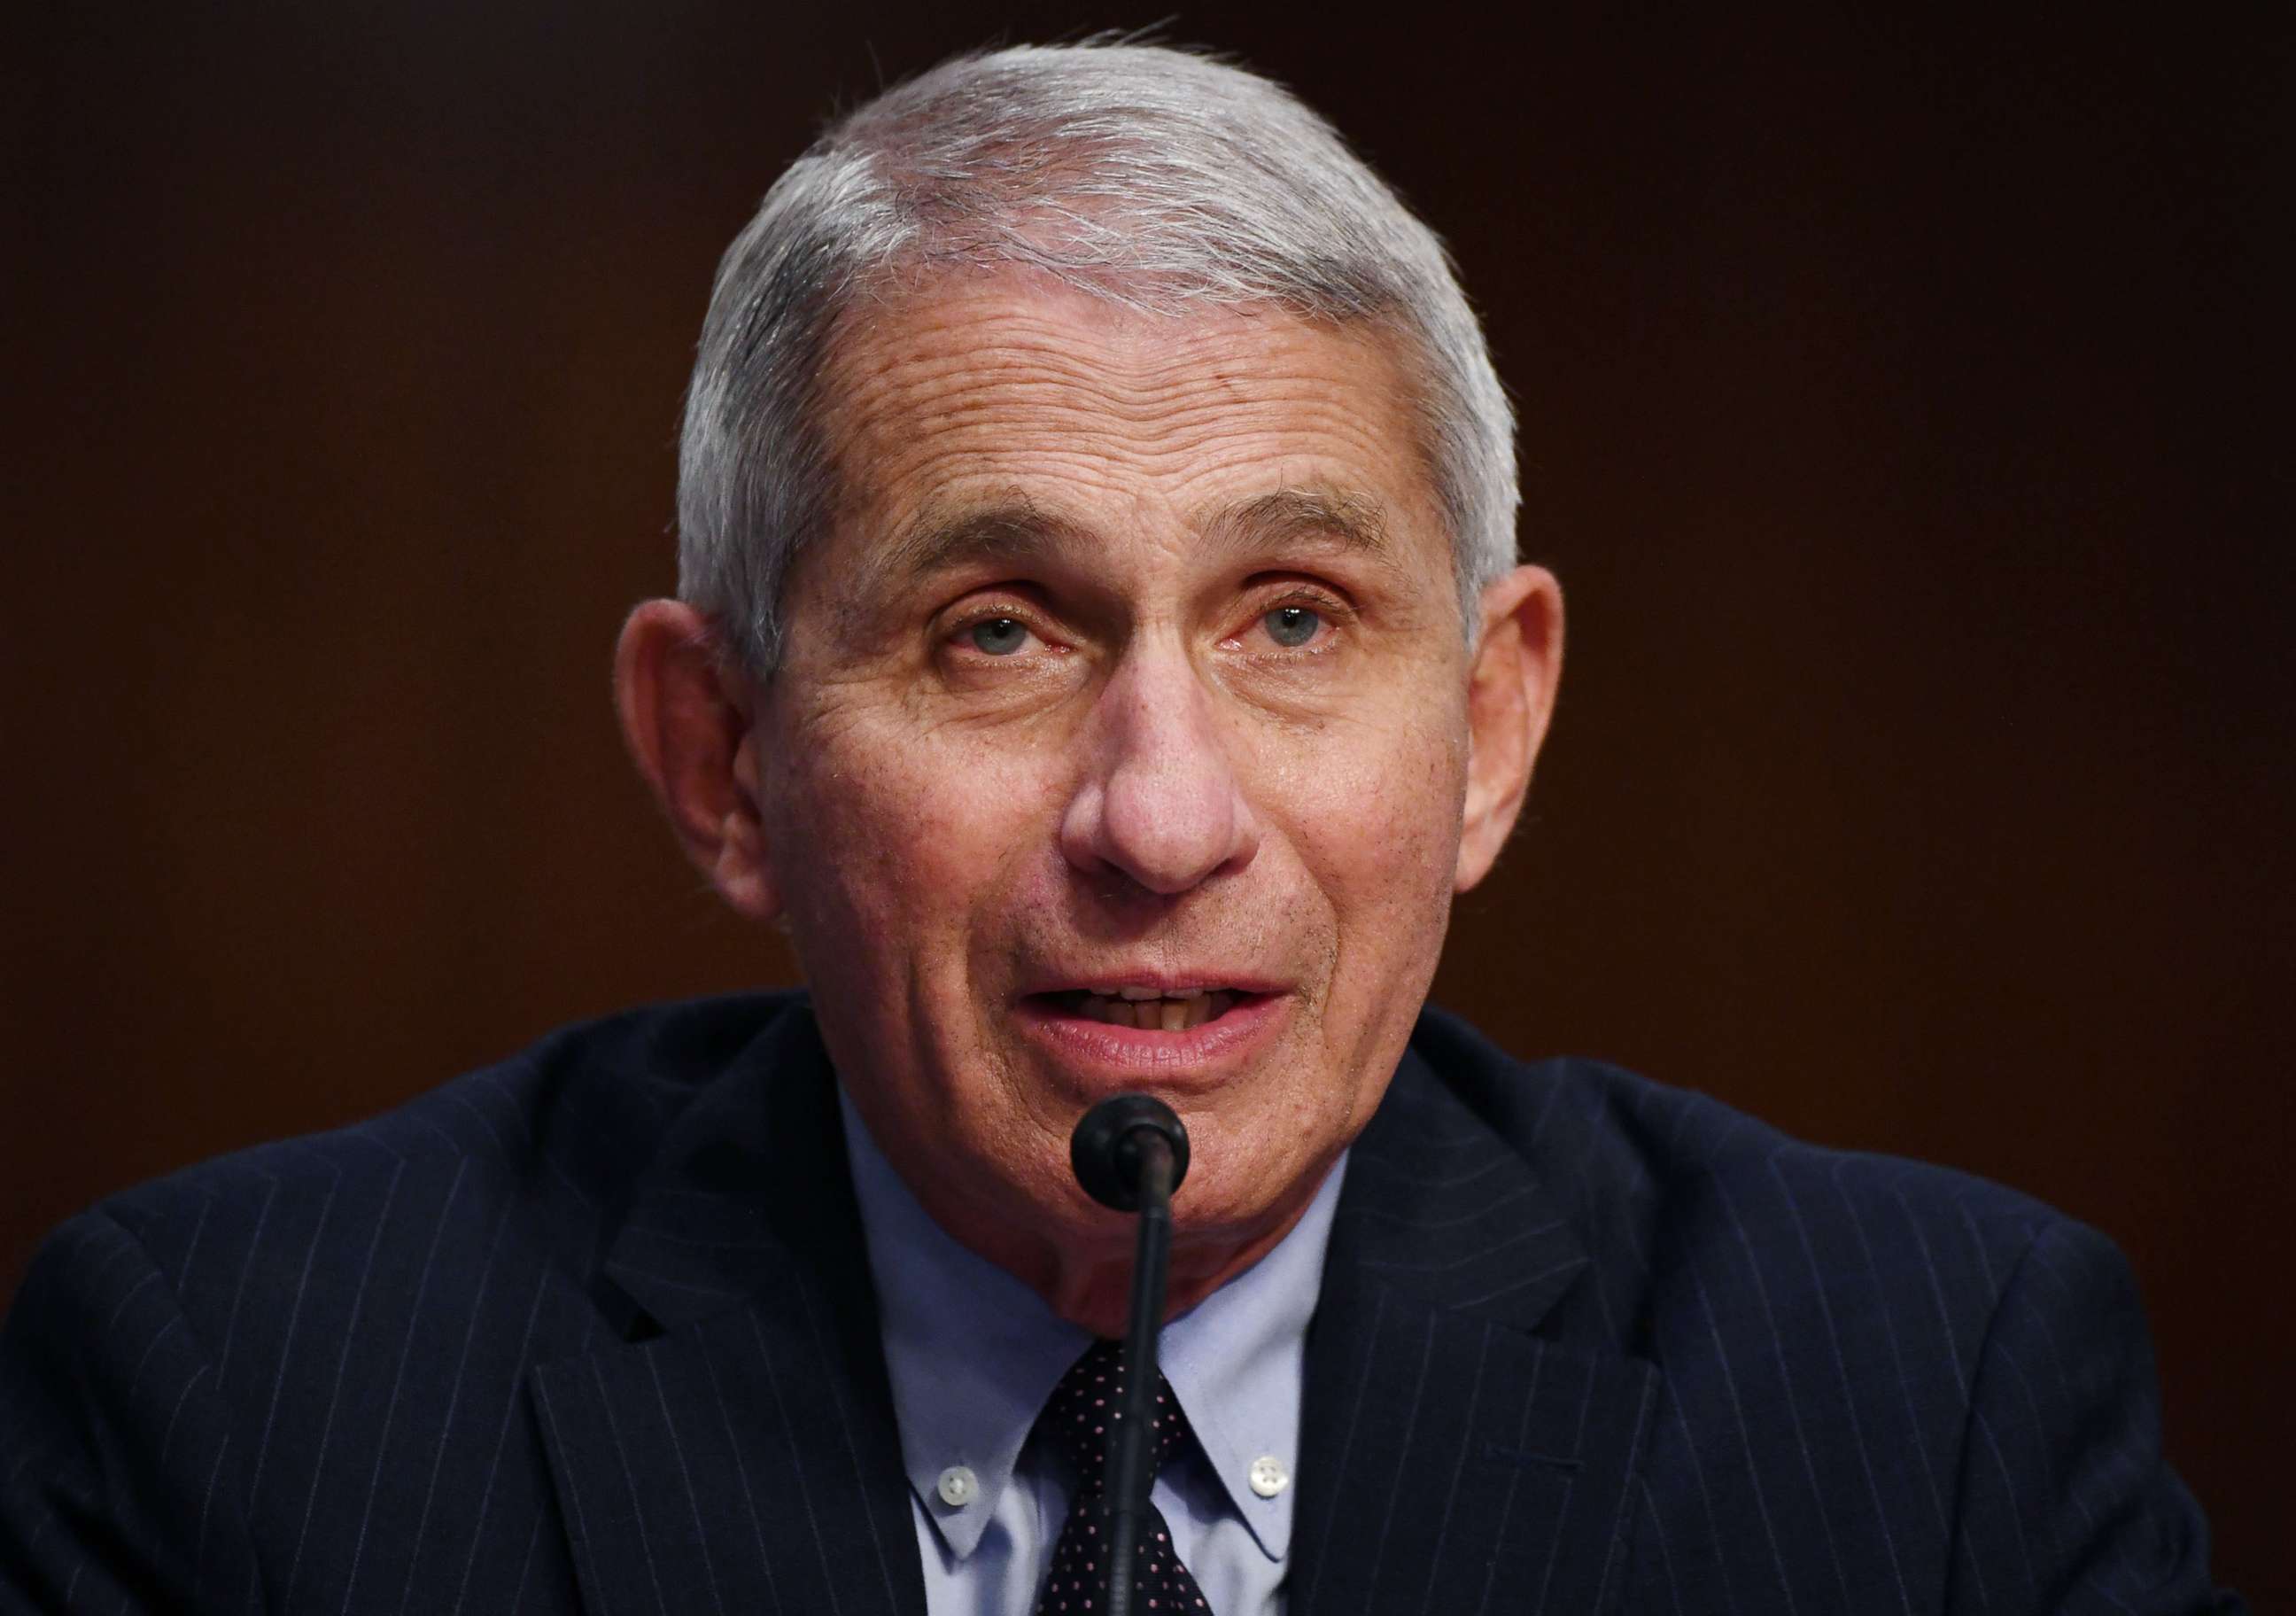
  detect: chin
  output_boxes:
[1162,1114,1336,1248]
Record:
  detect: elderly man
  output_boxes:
[0,41,2235,1616]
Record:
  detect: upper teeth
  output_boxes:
[1074,988,1236,1031]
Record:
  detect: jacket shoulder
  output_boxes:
[0,995,804,1612]
[1407,1018,2235,1609]
[1411,1006,2071,1344]
[65,992,805,1348]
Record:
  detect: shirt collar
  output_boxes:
[838,1087,1345,1564]
[1158,1148,1346,1560]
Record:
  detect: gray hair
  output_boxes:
[676,40,1518,674]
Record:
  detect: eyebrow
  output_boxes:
[1196,486,1398,571]
[867,483,1400,594]
[874,497,1086,587]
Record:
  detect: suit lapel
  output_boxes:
[1291,1047,1661,1616]
[530,1008,926,1616]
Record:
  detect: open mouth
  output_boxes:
[1037,987,1256,1032]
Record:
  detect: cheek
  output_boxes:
[1270,704,1468,913]
[1265,707,1466,1092]
[773,708,1060,964]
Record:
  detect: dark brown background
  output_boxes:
[6,5,2290,1600]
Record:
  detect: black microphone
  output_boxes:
[1069,1095,1191,1616]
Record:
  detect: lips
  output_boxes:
[1012,983,1290,1081]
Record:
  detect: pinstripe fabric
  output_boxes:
[0,997,710,1614]
[1,994,2238,1613]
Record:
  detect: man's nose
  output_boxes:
[1058,646,1262,896]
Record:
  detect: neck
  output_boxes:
[835,1086,1338,1339]
[1029,1205,1313,1339]
[902,1162,1333,1339]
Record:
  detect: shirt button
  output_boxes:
[1248,1455,1291,1498]
[936,1465,979,1508]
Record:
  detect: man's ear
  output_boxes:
[1455,564,1564,893]
[613,600,781,921]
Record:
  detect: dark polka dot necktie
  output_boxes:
[1032,1337,1213,1614]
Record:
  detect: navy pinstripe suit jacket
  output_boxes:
[1,993,2238,1613]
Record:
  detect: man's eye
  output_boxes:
[1263,605,1323,649]
[967,617,1033,656]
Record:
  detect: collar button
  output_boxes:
[936,1465,979,1508]
[1248,1455,1291,1498]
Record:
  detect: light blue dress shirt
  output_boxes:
[838,1091,1346,1616]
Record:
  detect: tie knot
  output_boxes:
[1038,1338,1189,1492]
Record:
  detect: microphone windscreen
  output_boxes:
[1069,1094,1191,1212]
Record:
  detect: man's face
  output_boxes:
[752,274,1501,1281]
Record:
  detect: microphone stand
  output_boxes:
[1070,1096,1191,1616]
[1104,1130,1171,1616]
